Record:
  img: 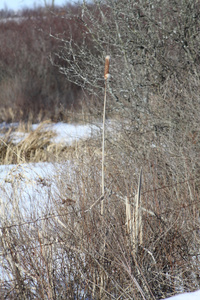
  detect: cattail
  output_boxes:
[101,55,110,216]
[104,55,110,80]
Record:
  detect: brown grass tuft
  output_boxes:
[0,121,73,164]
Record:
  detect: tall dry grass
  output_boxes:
[0,121,75,165]
[0,121,200,299]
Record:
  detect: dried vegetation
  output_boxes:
[1,0,200,299]
[1,120,200,299]
[0,121,71,164]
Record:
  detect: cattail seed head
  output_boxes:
[104,55,110,80]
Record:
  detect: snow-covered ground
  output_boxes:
[0,122,97,242]
[48,122,101,144]
[0,121,101,210]
[164,290,200,300]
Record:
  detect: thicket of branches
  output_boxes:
[52,0,200,298]
[1,0,200,299]
[54,0,200,187]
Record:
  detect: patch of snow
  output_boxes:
[163,290,200,300]
[0,122,101,145]
[0,120,126,146]
[0,161,69,218]
[49,122,100,145]
[9,131,29,144]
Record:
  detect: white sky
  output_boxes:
[0,0,71,11]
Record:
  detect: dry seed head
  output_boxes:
[104,55,110,80]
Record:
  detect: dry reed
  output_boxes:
[101,55,110,216]
[125,168,143,255]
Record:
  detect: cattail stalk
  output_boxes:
[100,56,110,299]
[101,55,110,216]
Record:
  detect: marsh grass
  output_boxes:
[0,121,76,165]
[0,124,200,299]
[50,135,200,299]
